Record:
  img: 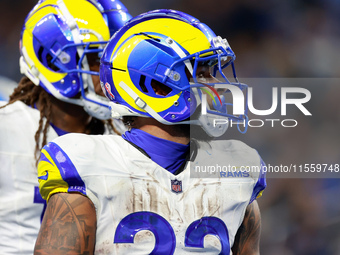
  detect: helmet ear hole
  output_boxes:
[75,53,81,68]
[46,53,60,72]
[37,46,60,72]
[151,79,172,96]
[138,76,172,96]
[139,75,148,93]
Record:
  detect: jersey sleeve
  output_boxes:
[37,141,86,202]
[249,157,267,204]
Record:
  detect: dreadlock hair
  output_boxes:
[1,76,121,166]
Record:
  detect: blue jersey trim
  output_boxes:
[249,157,267,204]
[40,152,52,165]
[44,142,86,195]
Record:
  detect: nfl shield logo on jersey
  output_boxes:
[171,179,182,193]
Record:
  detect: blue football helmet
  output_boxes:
[100,9,248,135]
[20,0,132,120]
[89,0,132,36]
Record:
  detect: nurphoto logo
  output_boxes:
[201,85,312,128]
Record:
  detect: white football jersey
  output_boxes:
[0,101,58,254]
[0,100,123,254]
[38,133,266,254]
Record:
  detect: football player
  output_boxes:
[35,9,266,254]
[0,0,131,254]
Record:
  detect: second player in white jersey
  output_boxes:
[0,0,131,253]
[0,101,58,254]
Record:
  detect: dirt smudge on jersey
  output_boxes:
[129,172,172,218]
[183,179,222,222]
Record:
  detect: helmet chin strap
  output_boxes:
[83,97,112,120]
[197,94,229,137]
[198,114,229,137]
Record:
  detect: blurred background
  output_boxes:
[0,0,339,254]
